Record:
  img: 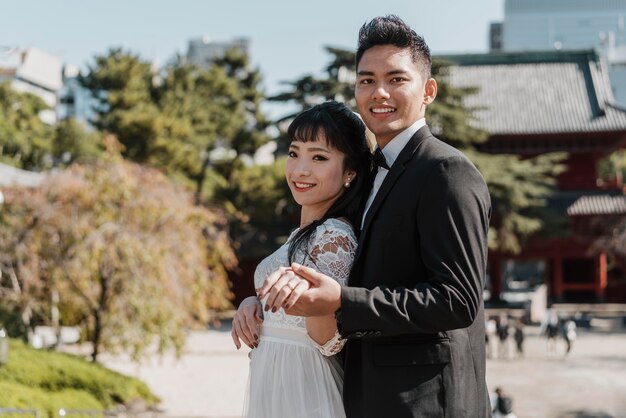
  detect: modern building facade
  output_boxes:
[497,0,626,106]
[186,37,249,68]
[0,47,62,124]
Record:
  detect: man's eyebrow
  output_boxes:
[357,69,409,76]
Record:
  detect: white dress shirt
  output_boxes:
[361,118,426,228]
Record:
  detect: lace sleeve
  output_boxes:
[304,219,357,286]
[302,219,357,355]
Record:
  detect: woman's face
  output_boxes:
[285,133,355,221]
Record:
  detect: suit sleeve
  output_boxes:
[340,156,491,337]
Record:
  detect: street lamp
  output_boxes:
[0,327,8,366]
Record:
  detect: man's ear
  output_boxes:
[423,78,437,105]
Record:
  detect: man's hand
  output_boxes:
[258,263,342,317]
[231,296,263,350]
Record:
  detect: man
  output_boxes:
[242,15,492,417]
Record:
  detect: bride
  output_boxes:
[231,101,371,418]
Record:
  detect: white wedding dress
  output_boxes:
[243,218,357,418]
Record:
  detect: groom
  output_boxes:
[259,15,492,417]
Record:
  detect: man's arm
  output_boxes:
[341,156,491,336]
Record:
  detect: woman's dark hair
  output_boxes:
[286,101,372,264]
[356,15,432,79]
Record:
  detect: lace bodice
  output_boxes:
[254,218,357,332]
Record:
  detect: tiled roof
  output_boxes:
[566,194,626,215]
[441,50,626,135]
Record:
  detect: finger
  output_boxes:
[271,279,300,312]
[233,316,254,349]
[265,272,296,312]
[238,309,259,345]
[254,299,264,323]
[231,325,241,350]
[256,267,290,299]
[282,280,310,310]
[244,307,260,344]
[290,263,323,286]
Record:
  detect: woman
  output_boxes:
[231,101,371,418]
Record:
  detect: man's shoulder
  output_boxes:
[414,134,474,167]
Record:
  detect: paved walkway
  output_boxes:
[100,322,626,418]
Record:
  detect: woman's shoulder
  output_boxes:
[313,218,357,243]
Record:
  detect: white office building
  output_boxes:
[0,47,62,124]
[186,36,249,68]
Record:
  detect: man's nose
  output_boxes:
[372,85,391,100]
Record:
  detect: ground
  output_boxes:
[99,322,626,418]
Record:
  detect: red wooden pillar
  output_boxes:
[596,252,608,301]
[553,256,564,301]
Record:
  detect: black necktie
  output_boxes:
[373,148,389,170]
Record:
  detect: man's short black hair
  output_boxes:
[356,15,431,79]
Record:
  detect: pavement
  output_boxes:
[99,321,626,418]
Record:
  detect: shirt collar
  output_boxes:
[378,118,426,168]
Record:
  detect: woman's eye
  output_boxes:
[288,151,297,158]
[313,155,328,161]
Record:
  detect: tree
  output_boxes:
[0,138,236,362]
[79,48,161,163]
[269,47,566,254]
[0,81,53,170]
[51,118,104,166]
[80,48,271,205]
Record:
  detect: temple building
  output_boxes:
[444,50,626,303]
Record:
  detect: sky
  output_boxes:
[1,0,504,114]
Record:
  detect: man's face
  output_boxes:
[355,45,429,149]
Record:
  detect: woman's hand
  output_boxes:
[231,296,264,350]
[257,267,311,313]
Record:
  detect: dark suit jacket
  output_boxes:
[340,126,492,418]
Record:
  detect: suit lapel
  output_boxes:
[351,126,432,271]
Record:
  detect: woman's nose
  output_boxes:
[293,161,311,176]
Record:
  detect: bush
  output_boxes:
[0,339,158,414]
[0,305,28,341]
[0,381,101,418]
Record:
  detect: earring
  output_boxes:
[344,179,351,188]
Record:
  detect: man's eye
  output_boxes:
[359,79,373,85]
[391,77,406,83]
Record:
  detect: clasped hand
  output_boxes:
[231,263,342,350]
[257,263,342,317]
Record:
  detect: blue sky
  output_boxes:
[2,0,503,110]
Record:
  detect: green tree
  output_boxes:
[79,48,161,162]
[0,81,53,170]
[0,138,236,362]
[270,47,566,254]
[51,118,104,166]
[152,56,245,201]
